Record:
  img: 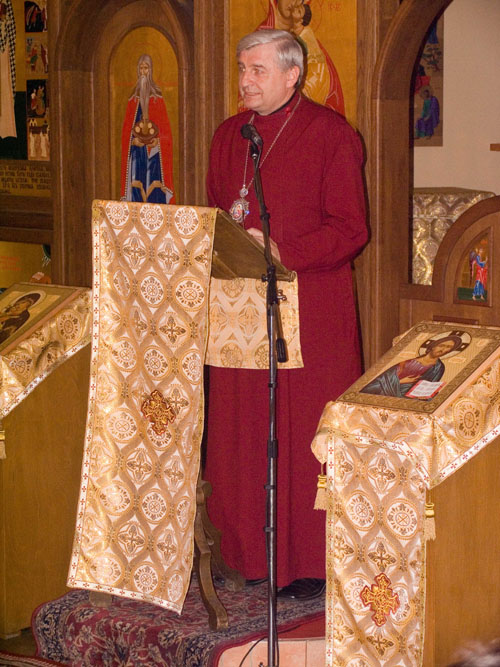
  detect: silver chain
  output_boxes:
[240,95,302,195]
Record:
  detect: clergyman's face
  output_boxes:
[238,43,299,116]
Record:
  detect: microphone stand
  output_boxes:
[248,137,287,667]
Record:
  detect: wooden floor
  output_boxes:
[0,627,37,656]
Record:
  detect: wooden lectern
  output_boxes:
[0,346,90,638]
[312,319,500,666]
[0,285,91,638]
[71,202,297,632]
[189,210,295,629]
[0,209,296,635]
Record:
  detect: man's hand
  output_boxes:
[247,227,281,261]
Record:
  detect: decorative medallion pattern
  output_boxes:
[144,347,170,379]
[207,276,303,370]
[140,275,165,307]
[174,206,201,237]
[57,310,83,342]
[453,398,485,444]
[68,201,217,613]
[0,290,92,419]
[105,201,130,227]
[139,204,164,232]
[174,278,205,311]
[386,500,419,539]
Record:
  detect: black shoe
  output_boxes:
[277,578,326,600]
[246,577,267,586]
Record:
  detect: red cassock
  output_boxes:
[204,93,367,585]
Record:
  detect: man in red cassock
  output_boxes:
[204,29,367,600]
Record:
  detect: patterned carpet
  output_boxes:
[33,579,325,666]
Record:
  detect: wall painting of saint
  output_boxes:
[456,235,490,304]
[0,0,51,196]
[111,27,179,204]
[413,16,443,147]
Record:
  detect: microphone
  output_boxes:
[241,123,263,149]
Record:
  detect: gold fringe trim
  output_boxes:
[424,500,436,541]
[314,466,328,511]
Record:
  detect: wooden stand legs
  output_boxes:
[194,476,245,630]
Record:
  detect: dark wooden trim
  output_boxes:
[0,227,52,244]
[0,195,53,231]
[361,0,453,364]
[193,0,228,206]
[356,0,408,368]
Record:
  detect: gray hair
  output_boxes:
[236,29,304,88]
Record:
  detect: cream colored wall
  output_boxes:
[413,0,500,193]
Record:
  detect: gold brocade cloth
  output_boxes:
[207,276,303,369]
[311,322,500,665]
[0,289,92,445]
[68,201,303,612]
[412,187,494,285]
[68,201,218,612]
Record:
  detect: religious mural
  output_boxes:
[0,0,17,141]
[457,235,490,304]
[230,0,357,124]
[120,54,175,204]
[0,0,48,159]
[111,27,179,203]
[413,16,443,146]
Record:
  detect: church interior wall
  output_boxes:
[414,0,500,194]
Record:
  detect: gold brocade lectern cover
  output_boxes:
[207,276,302,369]
[68,201,217,612]
[311,321,500,666]
[0,289,91,462]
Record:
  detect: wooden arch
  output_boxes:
[51,0,194,286]
[361,0,453,364]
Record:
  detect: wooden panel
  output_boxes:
[0,195,53,245]
[0,345,90,637]
[359,0,453,367]
[0,196,52,230]
[0,227,52,245]
[424,436,500,665]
